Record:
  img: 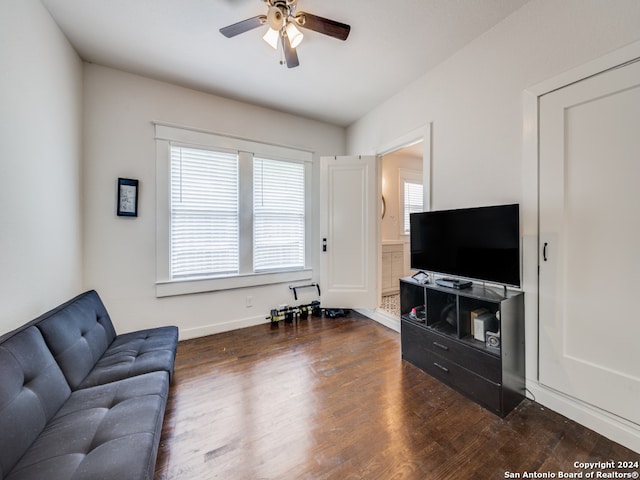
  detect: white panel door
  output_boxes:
[539,59,640,424]
[320,156,378,309]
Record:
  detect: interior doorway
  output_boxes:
[378,142,424,317]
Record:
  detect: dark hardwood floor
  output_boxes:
[154,312,639,479]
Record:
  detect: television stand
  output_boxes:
[400,277,525,417]
[435,278,472,289]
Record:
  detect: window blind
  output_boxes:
[170,146,239,279]
[253,157,305,272]
[403,180,424,235]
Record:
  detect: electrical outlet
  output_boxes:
[245,295,253,307]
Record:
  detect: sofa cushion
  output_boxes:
[77,326,178,389]
[5,371,169,480]
[35,290,117,389]
[0,327,71,480]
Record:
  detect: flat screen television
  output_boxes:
[410,204,521,287]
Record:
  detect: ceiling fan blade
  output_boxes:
[295,12,350,41]
[219,15,266,38]
[281,34,299,68]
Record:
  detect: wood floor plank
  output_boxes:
[155,312,640,479]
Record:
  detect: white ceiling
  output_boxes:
[41,0,530,127]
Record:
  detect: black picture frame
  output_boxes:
[117,178,139,217]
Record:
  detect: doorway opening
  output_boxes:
[378,142,424,318]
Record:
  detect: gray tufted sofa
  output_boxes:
[0,290,178,480]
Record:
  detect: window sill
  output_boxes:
[155,269,313,298]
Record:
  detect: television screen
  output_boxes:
[410,204,520,287]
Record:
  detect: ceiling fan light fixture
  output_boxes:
[285,21,303,48]
[267,6,285,30]
[263,27,280,50]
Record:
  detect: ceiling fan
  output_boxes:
[219,0,351,68]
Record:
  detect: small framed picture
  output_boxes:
[117,178,139,217]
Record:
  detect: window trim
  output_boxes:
[156,268,313,297]
[154,122,313,297]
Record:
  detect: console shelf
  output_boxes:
[400,277,525,417]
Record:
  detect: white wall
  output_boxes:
[346,0,640,451]
[83,64,345,337]
[348,0,640,209]
[0,0,83,334]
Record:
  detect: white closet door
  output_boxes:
[539,59,640,424]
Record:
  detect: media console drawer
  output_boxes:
[401,319,501,384]
[420,353,502,415]
[401,332,502,414]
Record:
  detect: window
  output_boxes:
[399,169,424,235]
[170,146,239,279]
[253,157,305,272]
[155,123,312,297]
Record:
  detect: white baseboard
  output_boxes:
[178,314,269,340]
[356,308,400,332]
[179,307,401,341]
[528,380,640,454]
